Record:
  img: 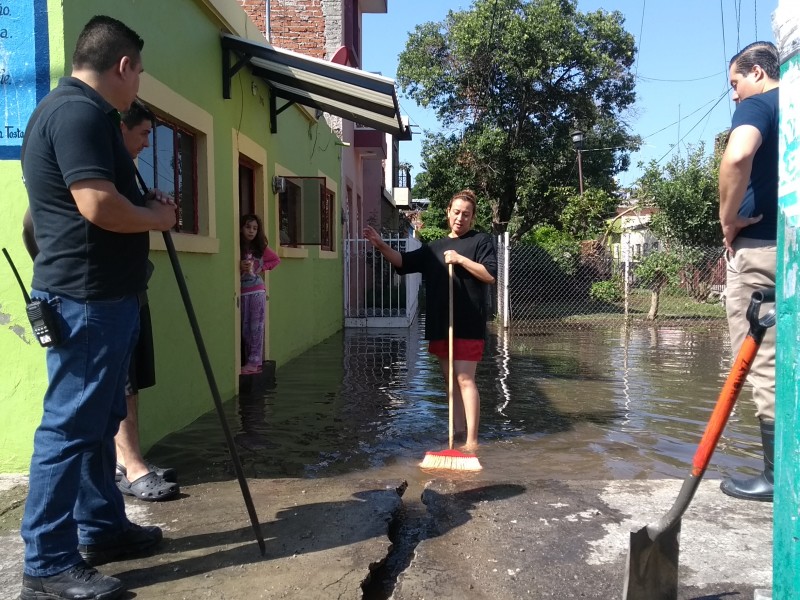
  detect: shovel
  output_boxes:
[622,287,776,600]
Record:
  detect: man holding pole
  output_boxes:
[19,15,175,599]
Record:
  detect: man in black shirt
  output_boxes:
[19,16,176,600]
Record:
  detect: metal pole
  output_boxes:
[496,234,502,323]
[503,231,510,329]
[773,4,800,597]
[577,149,584,196]
[623,237,630,319]
[134,170,265,555]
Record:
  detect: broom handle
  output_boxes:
[448,263,454,451]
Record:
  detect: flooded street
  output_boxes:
[150,316,763,487]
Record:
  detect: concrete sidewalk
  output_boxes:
[0,474,772,599]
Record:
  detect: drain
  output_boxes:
[362,490,430,600]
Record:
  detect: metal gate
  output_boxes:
[344,233,422,328]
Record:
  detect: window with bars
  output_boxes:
[321,187,335,251]
[277,176,335,250]
[137,117,198,234]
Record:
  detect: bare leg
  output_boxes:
[114,394,150,482]
[454,360,480,450]
[438,357,467,440]
[437,358,480,448]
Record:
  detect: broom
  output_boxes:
[419,263,482,471]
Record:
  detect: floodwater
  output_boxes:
[150,316,765,487]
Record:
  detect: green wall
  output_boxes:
[0,0,343,472]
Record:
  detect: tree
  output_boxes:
[559,188,618,239]
[398,0,639,237]
[635,251,683,320]
[638,144,721,248]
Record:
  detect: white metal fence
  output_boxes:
[344,233,422,328]
[496,232,728,330]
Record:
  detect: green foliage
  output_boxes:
[590,277,623,303]
[398,0,640,235]
[634,251,683,291]
[559,188,618,239]
[521,224,581,275]
[417,225,450,243]
[638,144,721,247]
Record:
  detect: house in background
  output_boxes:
[0,0,408,473]
[237,0,418,327]
[609,205,661,263]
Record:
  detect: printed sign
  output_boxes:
[779,52,800,227]
[0,0,49,160]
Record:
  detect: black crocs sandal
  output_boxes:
[116,462,178,484]
[117,472,180,502]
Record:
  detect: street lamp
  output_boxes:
[571,129,585,196]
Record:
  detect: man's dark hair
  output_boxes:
[730,41,779,81]
[72,15,144,73]
[121,98,155,129]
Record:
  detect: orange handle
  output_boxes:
[691,335,759,476]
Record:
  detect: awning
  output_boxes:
[221,33,411,140]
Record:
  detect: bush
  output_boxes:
[416,226,449,243]
[521,225,581,276]
[590,278,622,303]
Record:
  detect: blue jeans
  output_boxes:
[21,291,140,577]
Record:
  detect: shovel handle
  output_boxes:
[691,287,775,477]
[691,335,758,476]
[651,288,775,536]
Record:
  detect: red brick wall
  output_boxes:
[238,0,327,60]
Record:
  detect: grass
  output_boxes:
[503,289,726,327]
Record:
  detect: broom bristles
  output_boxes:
[419,448,482,471]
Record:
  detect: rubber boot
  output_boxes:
[720,418,774,502]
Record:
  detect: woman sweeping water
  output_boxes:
[364,189,497,450]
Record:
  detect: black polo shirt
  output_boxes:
[397,230,497,341]
[22,77,147,300]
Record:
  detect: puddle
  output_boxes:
[149,316,761,487]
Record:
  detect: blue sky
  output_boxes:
[362,0,779,191]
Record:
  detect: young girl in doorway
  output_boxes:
[240,214,281,375]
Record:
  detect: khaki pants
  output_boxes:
[725,237,776,420]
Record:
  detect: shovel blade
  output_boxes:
[622,519,681,600]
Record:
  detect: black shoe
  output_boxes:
[720,418,774,502]
[78,523,163,567]
[20,561,124,599]
[116,462,178,484]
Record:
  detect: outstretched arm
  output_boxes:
[363,225,403,269]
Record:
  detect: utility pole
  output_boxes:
[773,3,800,599]
[571,129,585,195]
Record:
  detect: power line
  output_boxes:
[634,0,646,80]
[640,94,722,139]
[754,0,758,40]
[735,0,743,51]
[655,89,729,164]
[637,71,723,83]
[720,0,732,119]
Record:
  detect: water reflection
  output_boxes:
[149,317,763,486]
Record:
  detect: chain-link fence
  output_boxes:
[496,233,728,331]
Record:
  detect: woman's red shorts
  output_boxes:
[428,338,485,361]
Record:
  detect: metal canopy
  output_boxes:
[221,33,411,140]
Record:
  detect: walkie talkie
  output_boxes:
[2,248,61,347]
